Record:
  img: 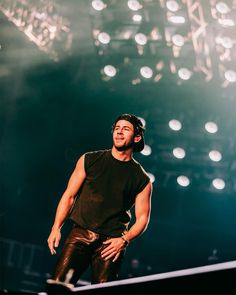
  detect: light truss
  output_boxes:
[0,0,73,61]
[90,0,236,87]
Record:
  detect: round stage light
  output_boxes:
[224,70,236,83]
[177,175,190,187]
[209,150,222,162]
[140,66,153,78]
[178,68,192,80]
[98,32,111,44]
[169,119,182,131]
[205,121,218,134]
[147,172,155,183]
[92,0,106,11]
[172,34,185,47]
[215,2,230,14]
[127,0,142,11]
[141,144,152,156]
[135,33,147,45]
[133,14,142,22]
[103,65,117,77]
[173,147,186,159]
[166,0,179,12]
[212,178,225,190]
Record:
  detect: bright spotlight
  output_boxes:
[178,68,192,80]
[140,66,153,78]
[141,144,152,156]
[215,2,230,14]
[177,175,190,187]
[212,178,225,190]
[92,0,106,11]
[168,15,186,24]
[98,32,111,44]
[209,150,222,162]
[218,18,234,26]
[169,119,182,131]
[173,147,186,159]
[166,0,180,12]
[138,117,146,127]
[147,172,155,183]
[133,14,142,22]
[135,33,147,45]
[205,122,218,134]
[221,37,233,49]
[172,34,185,47]
[103,65,117,77]
[224,70,236,83]
[127,0,142,11]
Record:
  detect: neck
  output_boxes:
[111,146,133,161]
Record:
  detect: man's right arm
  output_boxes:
[47,154,86,255]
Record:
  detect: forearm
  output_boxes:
[51,192,75,230]
[123,215,149,243]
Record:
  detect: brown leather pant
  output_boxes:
[51,225,125,285]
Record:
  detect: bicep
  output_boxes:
[66,154,86,197]
[134,181,152,220]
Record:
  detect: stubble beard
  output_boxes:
[114,141,134,152]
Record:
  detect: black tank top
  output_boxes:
[70,149,150,236]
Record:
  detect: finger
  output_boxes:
[101,244,115,256]
[103,239,112,245]
[101,247,114,257]
[49,245,56,255]
[55,238,60,248]
[112,252,120,262]
[103,252,117,261]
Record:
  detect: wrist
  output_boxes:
[121,236,129,246]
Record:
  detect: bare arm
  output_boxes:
[122,181,152,242]
[47,154,86,255]
[101,181,152,261]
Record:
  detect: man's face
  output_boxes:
[113,120,136,151]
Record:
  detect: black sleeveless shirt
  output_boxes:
[70,149,150,236]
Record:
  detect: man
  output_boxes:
[47,113,152,286]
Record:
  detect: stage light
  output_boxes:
[141,145,152,156]
[132,14,142,22]
[127,0,142,11]
[166,0,180,12]
[209,150,222,162]
[212,178,225,190]
[140,66,153,78]
[205,122,218,134]
[98,32,111,44]
[172,34,185,47]
[168,15,185,24]
[169,119,182,131]
[147,172,155,183]
[173,147,186,159]
[177,175,190,187]
[218,18,234,26]
[92,0,106,11]
[224,70,236,83]
[218,36,233,49]
[0,0,72,61]
[134,33,147,45]
[103,65,117,77]
[138,117,146,127]
[178,68,192,80]
[215,2,230,14]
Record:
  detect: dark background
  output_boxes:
[0,0,236,293]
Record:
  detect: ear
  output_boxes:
[134,134,142,143]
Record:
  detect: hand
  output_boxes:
[101,237,126,262]
[47,227,61,255]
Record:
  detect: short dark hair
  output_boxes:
[112,113,145,152]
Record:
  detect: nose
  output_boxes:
[117,129,123,134]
